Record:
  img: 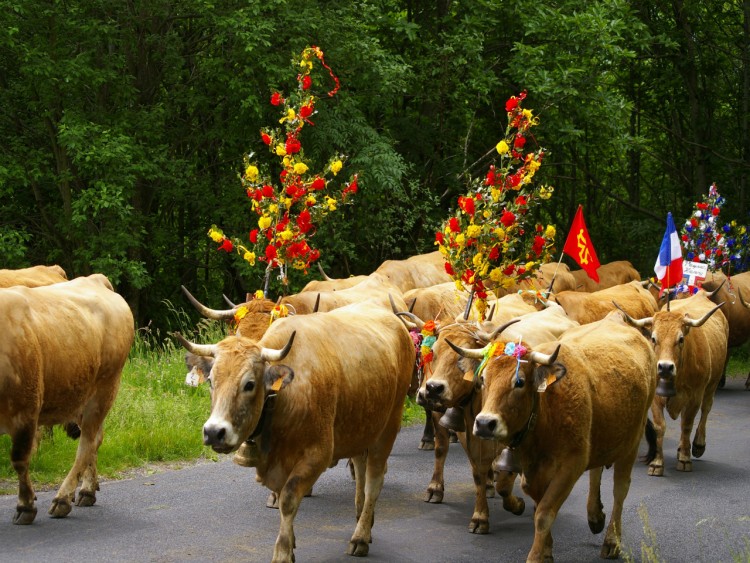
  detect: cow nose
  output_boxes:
[416,390,428,407]
[203,424,227,446]
[425,381,445,398]
[474,415,498,439]
[657,361,675,378]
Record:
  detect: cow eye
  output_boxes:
[514,378,525,389]
[678,334,684,345]
[651,335,657,345]
[243,380,255,392]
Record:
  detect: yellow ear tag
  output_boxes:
[537,374,556,393]
[463,371,475,383]
[271,377,284,392]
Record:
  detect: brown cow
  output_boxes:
[0,274,134,524]
[0,264,68,288]
[412,303,578,534]
[620,290,728,475]
[174,301,414,561]
[457,312,657,561]
[571,260,640,292]
[552,280,657,324]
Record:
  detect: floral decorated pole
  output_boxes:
[208,46,358,295]
[435,92,556,317]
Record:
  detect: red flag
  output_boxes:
[563,205,600,282]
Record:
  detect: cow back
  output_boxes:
[0,265,68,288]
[701,270,750,348]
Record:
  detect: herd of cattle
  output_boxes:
[2,254,750,562]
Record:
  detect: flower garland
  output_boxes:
[436,92,556,315]
[208,46,358,288]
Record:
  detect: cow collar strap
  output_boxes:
[495,391,539,474]
[509,390,539,449]
[248,392,277,454]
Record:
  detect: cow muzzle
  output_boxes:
[657,361,675,378]
[474,414,503,440]
[203,422,236,454]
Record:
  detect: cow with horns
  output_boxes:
[552,280,657,325]
[618,289,729,475]
[174,301,414,561]
[0,274,134,524]
[0,264,68,288]
[450,311,657,561]
[570,260,641,292]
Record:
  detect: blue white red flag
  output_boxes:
[654,212,683,295]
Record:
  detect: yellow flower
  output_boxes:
[545,225,556,239]
[330,160,343,175]
[539,185,554,200]
[494,227,506,239]
[275,144,287,156]
[496,140,509,155]
[245,165,259,182]
[258,215,272,230]
[283,156,292,168]
[489,268,503,283]
[282,197,292,208]
[280,229,294,241]
[306,195,316,206]
[483,209,492,219]
[491,188,501,202]
[268,203,279,214]
[243,252,256,266]
[523,109,533,121]
[525,261,536,271]
[254,290,265,300]
[208,226,224,243]
[454,280,464,291]
[235,305,249,320]
[279,108,296,124]
[466,224,481,238]
[325,196,337,211]
[455,233,466,247]
[438,244,448,256]
[501,277,515,289]
[472,253,484,268]
[294,162,309,175]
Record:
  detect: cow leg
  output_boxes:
[647,399,666,476]
[692,383,717,459]
[527,471,579,563]
[464,436,493,534]
[745,371,750,390]
[273,464,323,563]
[348,450,388,557]
[495,471,525,515]
[350,454,367,521]
[587,467,606,534]
[77,429,104,507]
[11,424,38,525]
[601,455,637,559]
[425,411,449,503]
[419,408,435,450]
[676,402,699,472]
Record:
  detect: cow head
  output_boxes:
[446,340,563,442]
[173,331,296,453]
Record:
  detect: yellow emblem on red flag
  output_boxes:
[563,205,600,282]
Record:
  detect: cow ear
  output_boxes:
[264,365,295,392]
[533,363,566,393]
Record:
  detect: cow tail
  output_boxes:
[640,418,657,465]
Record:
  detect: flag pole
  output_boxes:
[546,251,565,295]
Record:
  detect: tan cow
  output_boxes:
[0,274,134,524]
[375,251,452,292]
[552,280,657,324]
[571,260,640,292]
[620,290,729,475]
[411,303,578,535]
[299,264,369,293]
[174,301,414,561]
[457,312,657,561]
[0,264,67,288]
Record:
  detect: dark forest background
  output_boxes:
[2,0,749,331]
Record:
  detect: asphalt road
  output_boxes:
[1,378,748,563]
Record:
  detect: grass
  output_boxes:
[0,309,426,494]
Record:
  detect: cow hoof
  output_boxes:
[676,459,692,472]
[424,486,444,503]
[588,514,606,534]
[647,464,664,477]
[347,539,369,557]
[469,518,489,534]
[600,540,620,559]
[76,490,96,507]
[503,497,525,516]
[418,440,435,451]
[692,442,706,458]
[12,505,37,525]
[267,492,279,509]
[48,498,72,518]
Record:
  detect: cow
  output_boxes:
[0,264,68,288]
[451,311,657,561]
[619,290,729,475]
[552,280,658,325]
[407,302,578,534]
[0,274,134,524]
[300,264,369,293]
[571,260,641,292]
[375,251,452,292]
[173,301,414,561]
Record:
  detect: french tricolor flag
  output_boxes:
[654,212,683,295]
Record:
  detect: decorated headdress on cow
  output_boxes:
[436,91,557,316]
[208,46,358,294]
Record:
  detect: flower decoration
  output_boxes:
[436,92,556,314]
[208,46,357,290]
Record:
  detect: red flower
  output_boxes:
[301,75,312,90]
[249,229,259,243]
[514,136,526,149]
[297,209,312,233]
[299,103,314,119]
[461,269,475,284]
[500,210,516,227]
[309,249,320,263]
[261,132,272,145]
[690,218,698,227]
[435,232,445,245]
[488,246,500,261]
[505,97,519,112]
[503,264,515,276]
[485,167,496,186]
[343,177,358,197]
[270,92,284,106]
[311,177,325,190]
[448,217,461,233]
[262,185,275,198]
[265,245,278,260]
[508,173,522,188]
[697,202,708,210]
[515,195,527,206]
[285,136,301,154]
[218,239,233,253]
[444,262,454,275]
[712,207,720,216]
[280,170,288,183]
[532,235,545,256]
[458,196,475,216]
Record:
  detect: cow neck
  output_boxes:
[248,392,277,454]
[508,390,539,449]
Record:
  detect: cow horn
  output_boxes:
[313,293,321,313]
[408,297,417,313]
[222,294,237,307]
[739,287,750,309]
[529,344,561,366]
[181,285,237,320]
[463,289,475,320]
[260,331,296,362]
[475,318,522,343]
[703,279,726,299]
[683,302,724,328]
[395,311,423,331]
[445,338,489,360]
[317,262,334,281]
[171,332,218,357]
[613,301,653,328]
[546,276,555,295]
[388,293,402,315]
[487,302,496,321]
[640,280,650,289]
